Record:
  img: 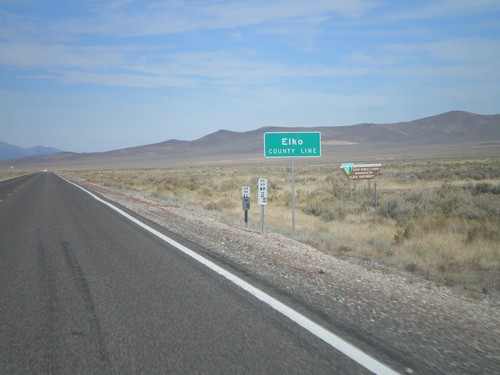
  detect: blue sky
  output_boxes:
[1,0,499,152]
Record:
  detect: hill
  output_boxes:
[0,142,62,161]
[2,111,499,169]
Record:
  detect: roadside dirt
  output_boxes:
[69,176,500,374]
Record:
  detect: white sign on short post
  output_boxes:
[242,186,250,228]
[258,178,267,234]
[258,179,267,206]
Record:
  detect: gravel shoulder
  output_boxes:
[70,177,499,375]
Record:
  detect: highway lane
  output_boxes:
[0,172,393,374]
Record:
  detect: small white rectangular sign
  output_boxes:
[258,178,267,206]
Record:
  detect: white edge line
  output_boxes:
[60,175,400,375]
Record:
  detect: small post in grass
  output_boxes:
[242,186,250,229]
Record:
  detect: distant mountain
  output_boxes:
[1,111,499,168]
[0,142,62,161]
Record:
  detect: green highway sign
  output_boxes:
[264,132,321,158]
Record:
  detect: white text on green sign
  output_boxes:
[264,132,321,158]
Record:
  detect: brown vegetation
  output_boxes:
[66,158,500,297]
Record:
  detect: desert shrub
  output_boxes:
[466,221,500,243]
[405,262,421,273]
[403,190,431,214]
[371,238,394,256]
[158,175,202,192]
[185,181,198,191]
[411,161,500,181]
[473,194,500,218]
[457,164,500,180]
[416,164,450,180]
[272,191,291,206]
[455,205,486,221]
[204,201,219,211]
[322,205,348,221]
[300,232,336,254]
[464,182,500,195]
[268,179,279,191]
[301,199,347,222]
[199,187,214,198]
[432,184,472,216]
[393,222,414,244]
[218,178,240,192]
[376,196,413,225]
[325,177,353,199]
[301,200,322,217]
[397,173,418,183]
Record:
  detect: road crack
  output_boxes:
[60,241,111,370]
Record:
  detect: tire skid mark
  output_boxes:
[38,240,61,374]
[60,241,111,370]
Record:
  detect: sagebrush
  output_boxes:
[68,159,500,296]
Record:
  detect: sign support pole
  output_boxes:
[260,206,265,234]
[291,157,295,238]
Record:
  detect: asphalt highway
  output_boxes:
[0,173,395,374]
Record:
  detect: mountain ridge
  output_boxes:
[2,111,499,168]
[0,142,62,161]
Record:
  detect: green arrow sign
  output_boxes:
[264,132,321,158]
[341,163,354,175]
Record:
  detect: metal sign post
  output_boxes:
[291,158,295,238]
[242,186,250,228]
[258,178,267,234]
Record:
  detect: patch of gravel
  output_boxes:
[72,177,499,375]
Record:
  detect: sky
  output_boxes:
[1,0,500,152]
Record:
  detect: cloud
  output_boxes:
[56,70,197,88]
[422,39,500,64]
[0,42,126,68]
[380,38,500,74]
[54,0,377,37]
[377,0,500,22]
[0,38,374,89]
[423,0,500,16]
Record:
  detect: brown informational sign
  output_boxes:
[341,163,382,180]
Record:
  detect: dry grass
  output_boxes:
[0,169,28,181]
[67,158,500,296]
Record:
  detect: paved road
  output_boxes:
[0,173,395,374]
